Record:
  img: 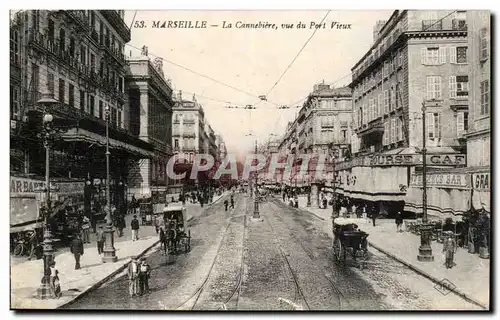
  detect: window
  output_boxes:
[456,111,468,136]
[89,95,95,115]
[480,28,489,60]
[384,90,389,113]
[90,54,95,72]
[99,21,104,44]
[90,11,95,28]
[383,121,390,145]
[119,76,123,92]
[174,139,179,149]
[99,100,103,119]
[397,117,404,141]
[421,47,439,65]
[390,118,396,143]
[47,73,54,98]
[426,76,441,100]
[69,38,75,56]
[373,97,379,119]
[10,85,20,120]
[79,90,85,110]
[80,45,86,65]
[68,84,74,107]
[378,94,383,117]
[117,110,122,128]
[341,129,347,141]
[10,28,19,65]
[395,83,400,108]
[111,107,117,126]
[456,47,467,64]
[59,28,65,52]
[48,19,54,44]
[480,80,489,115]
[426,113,441,140]
[362,104,367,125]
[58,79,65,103]
[398,50,403,67]
[389,87,395,111]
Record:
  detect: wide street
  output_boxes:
[64,193,479,311]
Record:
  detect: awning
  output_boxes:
[404,186,470,218]
[62,128,155,159]
[10,221,44,234]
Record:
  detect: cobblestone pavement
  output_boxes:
[63,193,235,310]
[63,194,480,310]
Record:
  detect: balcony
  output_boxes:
[422,20,443,31]
[172,131,181,137]
[183,119,195,124]
[10,60,21,81]
[183,131,196,138]
[66,10,90,32]
[100,10,131,42]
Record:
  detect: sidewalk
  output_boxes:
[10,193,226,309]
[288,196,490,309]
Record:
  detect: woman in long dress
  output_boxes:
[50,261,62,298]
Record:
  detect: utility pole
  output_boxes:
[417,102,434,262]
[252,139,260,219]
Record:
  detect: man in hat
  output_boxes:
[70,233,84,270]
[138,257,151,295]
[131,215,140,241]
[443,231,457,269]
[127,256,139,297]
[96,226,105,255]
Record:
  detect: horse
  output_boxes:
[163,223,177,254]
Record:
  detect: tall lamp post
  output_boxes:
[252,139,261,220]
[329,144,338,220]
[36,93,57,299]
[417,102,434,262]
[102,105,118,262]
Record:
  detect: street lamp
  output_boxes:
[102,105,117,263]
[36,93,57,300]
[417,103,434,262]
[252,139,261,220]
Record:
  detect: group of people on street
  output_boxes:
[224,193,235,211]
[127,256,152,297]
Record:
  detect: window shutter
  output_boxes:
[384,90,389,114]
[439,47,447,64]
[436,113,442,139]
[427,113,434,139]
[436,76,442,99]
[378,94,383,117]
[383,122,388,145]
[449,76,457,98]
[450,47,457,64]
[398,118,403,141]
[421,47,427,65]
[391,118,396,143]
[457,112,464,136]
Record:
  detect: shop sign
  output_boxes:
[472,173,490,191]
[10,177,46,194]
[369,155,414,166]
[57,182,85,194]
[428,154,466,166]
[410,173,470,188]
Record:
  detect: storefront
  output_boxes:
[471,171,490,212]
[404,172,471,221]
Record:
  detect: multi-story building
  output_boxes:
[171,92,212,191]
[10,10,155,225]
[466,11,490,213]
[344,10,469,218]
[125,52,173,201]
[277,83,352,189]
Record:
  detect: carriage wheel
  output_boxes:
[187,230,191,251]
[14,243,25,257]
[333,238,345,264]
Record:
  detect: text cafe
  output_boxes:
[404,171,471,221]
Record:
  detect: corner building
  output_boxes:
[345,10,469,218]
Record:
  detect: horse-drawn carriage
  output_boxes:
[162,205,191,255]
[332,218,369,267]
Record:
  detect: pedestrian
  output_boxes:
[362,205,368,222]
[294,195,299,208]
[96,226,104,254]
[27,229,38,261]
[371,206,378,227]
[224,200,229,211]
[81,215,91,243]
[230,195,235,209]
[127,256,139,297]
[49,261,61,298]
[443,231,457,269]
[118,215,125,237]
[70,233,84,270]
[395,211,404,232]
[159,226,167,255]
[138,257,151,295]
[131,215,140,241]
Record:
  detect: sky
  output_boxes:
[123,10,393,155]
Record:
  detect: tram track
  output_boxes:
[175,196,247,310]
[267,199,351,310]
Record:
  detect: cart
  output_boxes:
[140,202,153,226]
[332,218,369,268]
[163,205,191,253]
